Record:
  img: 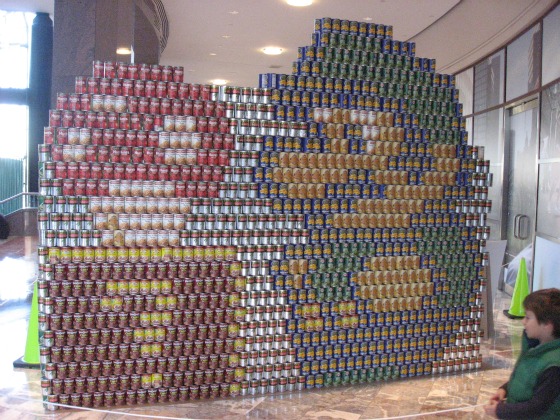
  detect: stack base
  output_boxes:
[13,357,40,369]
[503,309,524,320]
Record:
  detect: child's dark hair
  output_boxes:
[523,288,560,338]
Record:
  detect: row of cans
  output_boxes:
[43,196,277,215]
[42,357,485,411]
[78,78,274,104]
[91,61,184,83]
[39,259,237,281]
[314,18,396,40]
[43,129,238,151]
[270,84,462,115]
[44,162,228,183]
[260,73,457,105]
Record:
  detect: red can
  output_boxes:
[74,112,86,128]
[79,162,91,178]
[134,80,145,97]
[168,82,178,99]
[80,94,91,111]
[116,62,128,79]
[49,110,62,127]
[62,110,74,128]
[156,81,167,98]
[127,96,138,113]
[75,76,87,94]
[139,64,151,80]
[128,63,139,80]
[161,98,172,115]
[87,77,99,94]
[98,145,110,163]
[44,127,54,144]
[91,163,102,179]
[56,127,68,145]
[99,78,111,94]
[143,115,154,131]
[114,129,125,146]
[145,80,156,97]
[119,114,130,130]
[150,64,162,81]
[173,66,184,83]
[63,179,75,195]
[125,130,137,146]
[93,60,104,77]
[149,98,160,115]
[57,93,68,110]
[110,79,122,96]
[136,130,148,147]
[138,97,149,114]
[143,147,155,163]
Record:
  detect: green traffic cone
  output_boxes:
[504,257,530,319]
[13,281,40,368]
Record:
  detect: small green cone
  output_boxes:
[13,282,40,368]
[504,257,529,319]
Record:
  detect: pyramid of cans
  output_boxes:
[37,16,492,410]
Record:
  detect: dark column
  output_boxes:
[52,0,163,106]
[28,12,53,193]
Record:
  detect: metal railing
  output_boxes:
[0,192,40,215]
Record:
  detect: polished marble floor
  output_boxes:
[0,236,523,419]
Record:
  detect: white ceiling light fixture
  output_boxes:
[211,79,228,85]
[287,0,313,6]
[262,47,283,55]
[116,46,132,55]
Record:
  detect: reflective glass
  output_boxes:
[474,50,505,113]
[506,25,542,102]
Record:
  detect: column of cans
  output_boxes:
[256,17,491,387]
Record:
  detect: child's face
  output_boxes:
[522,310,555,343]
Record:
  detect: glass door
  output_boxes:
[503,99,539,263]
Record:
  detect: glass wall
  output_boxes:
[542,5,560,85]
[506,24,542,102]
[0,10,34,208]
[474,50,504,113]
[537,82,560,239]
[458,3,560,289]
[473,109,504,239]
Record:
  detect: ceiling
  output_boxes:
[2,0,558,87]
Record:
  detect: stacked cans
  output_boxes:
[38,16,491,410]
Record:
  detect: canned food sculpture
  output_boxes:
[38,17,490,409]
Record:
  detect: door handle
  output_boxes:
[518,215,530,240]
[514,214,521,239]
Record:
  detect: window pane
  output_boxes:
[538,82,560,238]
[542,4,560,86]
[0,11,34,88]
[506,25,542,102]
[455,68,473,116]
[474,50,505,113]
[474,109,504,239]
[540,82,560,160]
[0,104,28,159]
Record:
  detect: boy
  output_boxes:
[484,288,560,419]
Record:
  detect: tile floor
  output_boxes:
[0,236,523,419]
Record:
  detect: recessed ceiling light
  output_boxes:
[287,0,313,6]
[209,53,217,56]
[228,10,239,14]
[116,47,132,55]
[222,35,231,39]
[364,17,373,21]
[212,79,228,85]
[262,47,283,55]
